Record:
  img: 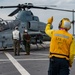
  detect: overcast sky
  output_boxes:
[0,0,75,34]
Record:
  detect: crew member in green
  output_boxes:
[23,29,31,55]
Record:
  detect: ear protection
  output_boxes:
[58,18,71,30]
[58,20,62,29]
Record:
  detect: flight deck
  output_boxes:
[0,42,75,75]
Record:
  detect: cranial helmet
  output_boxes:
[15,26,18,30]
[58,18,71,30]
[24,29,28,32]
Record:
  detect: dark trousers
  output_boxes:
[13,39,20,55]
[48,57,69,75]
[24,42,30,54]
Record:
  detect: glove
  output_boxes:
[47,16,53,24]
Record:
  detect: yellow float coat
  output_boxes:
[45,24,75,67]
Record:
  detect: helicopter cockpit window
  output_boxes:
[0,18,3,22]
[0,20,8,32]
[33,16,39,21]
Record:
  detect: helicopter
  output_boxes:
[0,3,51,50]
[0,3,75,51]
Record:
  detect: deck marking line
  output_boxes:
[16,58,49,61]
[0,58,48,61]
[1,58,75,61]
[30,53,48,56]
[5,52,30,75]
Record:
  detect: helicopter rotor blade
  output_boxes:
[0,6,18,9]
[44,7,75,12]
[0,4,74,13]
[8,8,20,16]
[30,6,75,12]
[0,3,75,17]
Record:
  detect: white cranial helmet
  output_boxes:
[15,26,18,29]
[24,29,27,32]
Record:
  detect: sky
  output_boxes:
[0,0,75,34]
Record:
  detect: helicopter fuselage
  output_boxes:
[0,10,50,50]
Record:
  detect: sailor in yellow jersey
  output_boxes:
[45,16,75,75]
